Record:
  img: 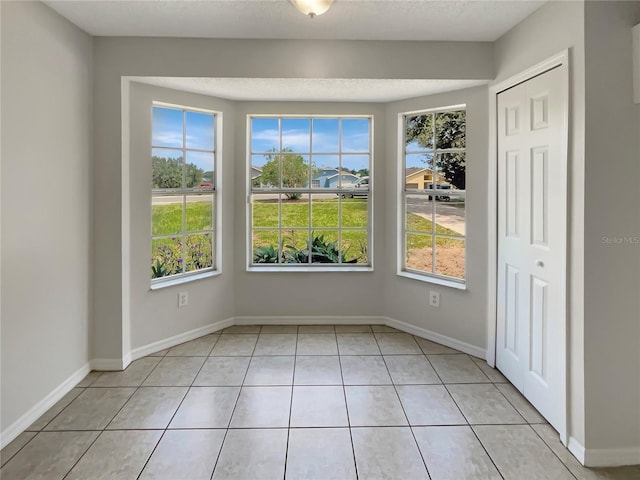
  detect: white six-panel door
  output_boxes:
[496,66,566,431]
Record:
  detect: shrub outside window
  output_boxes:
[151,104,217,282]
[249,116,372,268]
[401,107,466,283]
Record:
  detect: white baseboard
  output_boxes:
[90,357,129,371]
[568,436,586,464]
[234,315,386,326]
[384,317,487,358]
[568,436,640,467]
[130,317,234,361]
[0,362,91,449]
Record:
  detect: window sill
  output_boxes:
[150,270,221,290]
[247,266,373,273]
[396,270,467,290]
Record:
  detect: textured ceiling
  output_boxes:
[130,77,490,102]
[45,0,546,41]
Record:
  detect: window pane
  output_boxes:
[185,233,213,272]
[435,237,465,279]
[435,194,465,237]
[151,236,183,278]
[152,148,183,191]
[252,194,279,228]
[282,118,310,153]
[340,155,369,188]
[341,197,367,228]
[152,196,182,236]
[405,153,434,190]
[312,118,339,152]
[312,195,338,228]
[283,230,309,264]
[253,153,280,189]
[186,111,214,150]
[405,233,433,273]
[186,151,214,189]
[341,231,368,264]
[152,107,183,148]
[436,152,466,190]
[405,195,434,234]
[435,110,466,149]
[341,118,370,153]
[405,114,433,151]
[282,193,309,228]
[311,155,340,189]
[251,117,279,153]
[281,154,309,189]
[252,230,281,264]
[311,230,340,264]
[185,194,213,231]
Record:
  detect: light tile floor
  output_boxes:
[2,325,639,480]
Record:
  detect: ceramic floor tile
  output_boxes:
[375,333,423,354]
[210,334,258,356]
[106,387,187,429]
[496,383,547,423]
[147,348,170,357]
[345,386,408,426]
[170,387,240,428]
[212,429,288,480]
[351,427,428,479]
[0,431,99,480]
[296,333,338,355]
[384,355,441,384]
[76,371,103,387]
[260,324,298,333]
[139,429,225,480]
[165,334,219,356]
[415,337,461,355]
[286,428,357,480]
[0,432,36,467]
[448,384,526,425]
[294,356,343,385]
[27,387,85,431]
[193,357,250,386]
[340,355,392,385]
[222,325,261,334]
[91,357,161,387]
[298,325,335,333]
[396,385,466,426]
[253,334,297,355]
[428,354,491,383]
[413,426,501,480]
[334,324,373,333]
[65,430,162,480]
[243,356,295,385]
[290,386,348,427]
[337,333,381,355]
[470,356,509,383]
[230,386,292,428]
[44,387,135,430]
[142,356,206,386]
[371,325,402,333]
[474,425,575,480]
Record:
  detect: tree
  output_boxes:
[260,148,308,200]
[405,111,466,189]
[152,155,204,189]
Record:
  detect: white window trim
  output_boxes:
[397,105,467,286]
[246,114,374,271]
[150,102,222,286]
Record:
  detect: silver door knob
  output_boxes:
[536,260,544,267]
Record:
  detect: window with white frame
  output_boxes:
[150,104,217,281]
[249,116,372,268]
[401,107,466,283]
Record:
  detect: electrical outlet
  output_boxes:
[178,291,189,307]
[429,291,440,308]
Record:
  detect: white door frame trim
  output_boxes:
[486,49,570,443]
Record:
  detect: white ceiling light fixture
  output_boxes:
[291,0,334,19]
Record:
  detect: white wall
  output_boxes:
[582,0,640,458]
[127,82,235,350]
[383,86,489,349]
[0,0,93,434]
[92,37,493,361]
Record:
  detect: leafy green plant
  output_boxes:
[253,245,282,263]
[151,259,170,278]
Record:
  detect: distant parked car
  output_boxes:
[197,182,213,191]
[339,176,369,198]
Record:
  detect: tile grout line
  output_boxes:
[336,331,360,480]
[527,425,579,480]
[282,329,299,480]
[372,331,433,479]
[209,324,261,480]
